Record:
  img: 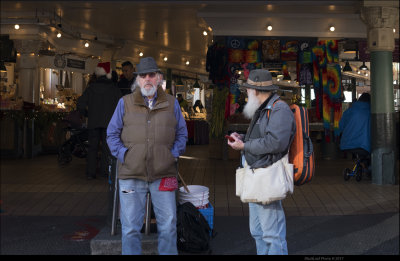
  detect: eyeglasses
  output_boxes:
[139,72,157,78]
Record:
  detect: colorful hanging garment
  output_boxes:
[227,37,246,49]
[315,40,342,142]
[311,44,326,120]
[325,40,339,64]
[247,39,259,50]
[326,64,342,102]
[228,63,241,114]
[228,49,244,63]
[281,40,299,61]
[298,63,313,86]
[240,63,250,79]
[325,64,342,138]
[282,61,290,79]
[244,50,261,63]
[262,40,280,61]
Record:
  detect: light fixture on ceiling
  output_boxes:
[163,57,168,62]
[84,41,89,48]
[359,61,368,71]
[203,30,208,36]
[14,24,20,30]
[267,25,272,31]
[329,26,335,32]
[57,32,62,38]
[139,52,144,57]
[193,75,200,88]
[185,60,190,66]
[343,61,352,72]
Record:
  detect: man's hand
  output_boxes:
[227,133,245,151]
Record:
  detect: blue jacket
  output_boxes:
[339,101,371,153]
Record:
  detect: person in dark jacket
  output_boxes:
[77,62,122,179]
[117,61,135,96]
[227,69,295,255]
[339,92,371,171]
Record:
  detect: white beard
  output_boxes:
[243,90,261,119]
[140,83,157,97]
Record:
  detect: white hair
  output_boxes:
[243,89,261,119]
[131,80,139,92]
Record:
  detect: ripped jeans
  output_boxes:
[118,178,177,255]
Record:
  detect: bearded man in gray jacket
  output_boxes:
[227,69,295,255]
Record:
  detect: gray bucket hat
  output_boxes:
[134,57,161,75]
[240,69,279,91]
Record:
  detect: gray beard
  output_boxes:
[243,93,261,119]
[140,84,157,97]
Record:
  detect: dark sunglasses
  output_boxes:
[139,72,157,78]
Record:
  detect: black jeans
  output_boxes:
[87,128,110,177]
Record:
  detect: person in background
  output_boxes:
[227,69,295,255]
[107,57,187,255]
[77,62,122,179]
[191,99,207,120]
[118,61,136,96]
[177,93,189,112]
[192,99,205,113]
[111,70,119,85]
[339,92,371,173]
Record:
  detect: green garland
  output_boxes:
[0,110,66,130]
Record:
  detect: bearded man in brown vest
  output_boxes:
[107,57,188,255]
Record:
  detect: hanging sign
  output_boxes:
[67,58,85,70]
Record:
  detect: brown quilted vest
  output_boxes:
[118,86,177,181]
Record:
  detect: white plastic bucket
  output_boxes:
[178,185,209,208]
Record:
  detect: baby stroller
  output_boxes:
[58,110,89,165]
[342,148,371,182]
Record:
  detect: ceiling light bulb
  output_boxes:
[329,26,335,32]
[203,31,208,36]
[186,61,190,65]
[139,52,143,57]
[267,25,272,31]
[393,28,396,33]
[14,24,20,30]
[164,57,168,62]
[84,41,89,48]
[57,32,62,38]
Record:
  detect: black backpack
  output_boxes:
[176,202,211,253]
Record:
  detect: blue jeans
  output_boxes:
[249,201,288,255]
[118,178,177,255]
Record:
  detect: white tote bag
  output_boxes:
[236,154,294,205]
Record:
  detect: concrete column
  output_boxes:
[12,38,42,105]
[361,3,399,184]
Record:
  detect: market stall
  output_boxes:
[0,54,97,157]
